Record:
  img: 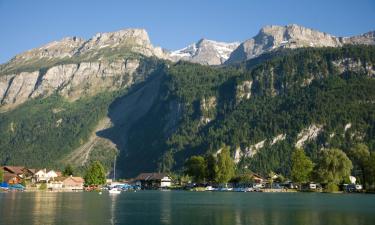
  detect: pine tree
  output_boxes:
[84,161,106,186]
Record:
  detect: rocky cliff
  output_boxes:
[0,28,168,110]
[226,24,375,64]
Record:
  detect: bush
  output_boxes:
[326,183,339,192]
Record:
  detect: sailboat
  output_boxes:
[109,155,121,194]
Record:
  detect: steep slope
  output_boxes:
[0,28,168,110]
[170,39,239,65]
[226,24,375,64]
[119,45,375,177]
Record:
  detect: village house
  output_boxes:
[34,169,61,183]
[134,173,173,189]
[252,173,265,184]
[47,176,84,191]
[1,166,30,185]
[62,176,84,191]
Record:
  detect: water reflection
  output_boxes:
[159,191,171,225]
[109,193,119,225]
[32,192,58,225]
[1,192,375,225]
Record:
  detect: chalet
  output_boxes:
[134,173,172,189]
[62,176,84,191]
[252,173,265,184]
[3,172,22,185]
[47,177,64,190]
[2,166,25,178]
[34,169,61,183]
[1,166,25,185]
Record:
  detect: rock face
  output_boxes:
[170,39,240,65]
[4,28,168,69]
[226,24,375,64]
[199,96,217,124]
[0,28,168,110]
[236,80,253,103]
[0,59,140,109]
[295,124,323,148]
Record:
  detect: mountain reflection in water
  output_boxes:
[1,191,375,225]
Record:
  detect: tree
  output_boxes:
[205,154,218,182]
[185,156,206,183]
[0,167,3,183]
[316,148,353,190]
[364,152,375,190]
[216,146,235,184]
[63,164,74,176]
[84,161,106,186]
[349,143,370,187]
[291,148,314,184]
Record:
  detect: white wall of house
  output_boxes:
[35,169,59,182]
[160,177,172,187]
[47,182,63,190]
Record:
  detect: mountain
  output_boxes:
[226,24,375,64]
[0,28,168,110]
[0,25,374,178]
[118,45,375,176]
[170,39,240,65]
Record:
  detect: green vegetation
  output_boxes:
[39,183,47,190]
[123,45,375,178]
[205,154,218,182]
[84,161,106,186]
[0,92,117,168]
[315,148,353,188]
[184,147,235,184]
[0,46,143,75]
[1,45,375,182]
[185,156,206,183]
[0,167,3,182]
[63,165,74,176]
[367,153,375,190]
[291,148,314,184]
[216,146,235,184]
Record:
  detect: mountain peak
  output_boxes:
[3,28,167,70]
[89,28,150,47]
[171,39,240,65]
[226,24,366,64]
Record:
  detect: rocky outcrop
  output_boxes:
[0,59,140,109]
[200,96,217,124]
[226,24,375,64]
[0,28,170,110]
[3,28,168,71]
[295,124,323,148]
[332,58,375,77]
[170,39,239,65]
[236,80,252,103]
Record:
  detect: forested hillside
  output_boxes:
[122,45,375,177]
[0,45,374,178]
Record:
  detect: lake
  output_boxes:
[0,191,374,225]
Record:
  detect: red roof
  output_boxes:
[3,166,25,175]
[63,176,84,184]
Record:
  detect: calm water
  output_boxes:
[1,191,374,225]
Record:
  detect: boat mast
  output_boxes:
[113,155,116,181]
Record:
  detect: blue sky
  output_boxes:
[0,0,374,63]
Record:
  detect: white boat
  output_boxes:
[109,188,121,194]
[108,155,121,194]
[205,186,215,191]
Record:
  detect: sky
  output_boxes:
[0,0,374,63]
